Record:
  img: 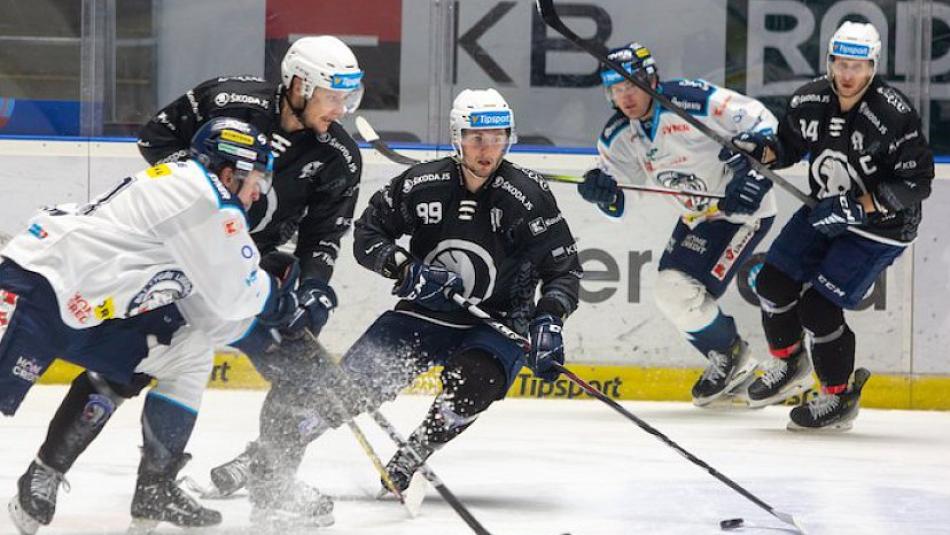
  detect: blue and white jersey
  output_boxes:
[1,160,272,329]
[597,78,778,226]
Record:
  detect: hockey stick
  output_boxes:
[355,115,724,200]
[450,293,805,534]
[534,0,814,209]
[296,329,424,516]
[367,409,495,535]
[294,329,497,535]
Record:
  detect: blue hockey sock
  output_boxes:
[685,310,738,357]
[140,392,197,474]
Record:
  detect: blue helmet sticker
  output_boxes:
[330,71,364,90]
[831,41,871,59]
[468,110,512,128]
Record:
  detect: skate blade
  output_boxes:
[787,419,854,433]
[8,495,41,535]
[403,472,428,518]
[127,518,160,535]
[747,377,815,408]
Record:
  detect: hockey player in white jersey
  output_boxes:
[576,42,778,406]
[2,118,303,534]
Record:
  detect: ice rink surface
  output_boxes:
[2,386,948,535]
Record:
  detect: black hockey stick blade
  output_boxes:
[534,0,813,208]
[354,116,421,166]
[553,363,806,534]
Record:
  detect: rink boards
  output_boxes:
[2,138,949,410]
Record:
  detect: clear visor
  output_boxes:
[461,129,511,148]
[234,155,274,195]
[829,56,874,75]
[312,85,364,114]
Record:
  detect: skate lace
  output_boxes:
[760,358,790,388]
[30,466,70,503]
[806,392,840,418]
[700,351,730,383]
[220,454,251,482]
[171,478,205,512]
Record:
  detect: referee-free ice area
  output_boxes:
[2,386,948,534]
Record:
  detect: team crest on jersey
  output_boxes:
[423,239,497,304]
[810,149,867,198]
[656,170,711,212]
[126,270,194,316]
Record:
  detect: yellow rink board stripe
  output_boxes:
[37,354,950,411]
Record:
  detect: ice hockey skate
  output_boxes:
[788,368,871,432]
[128,454,221,534]
[692,337,757,407]
[745,348,814,408]
[8,459,68,535]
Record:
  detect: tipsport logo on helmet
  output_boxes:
[330,71,363,91]
[468,110,512,128]
[832,41,871,59]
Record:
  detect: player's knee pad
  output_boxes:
[442,349,507,414]
[798,288,845,337]
[653,269,718,332]
[754,263,801,314]
[418,350,506,447]
[36,371,145,472]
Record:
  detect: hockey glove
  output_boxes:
[718,150,773,215]
[730,131,778,164]
[257,260,300,328]
[393,262,464,312]
[527,314,565,382]
[578,169,625,217]
[286,278,338,337]
[808,193,866,238]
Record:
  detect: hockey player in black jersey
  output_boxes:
[354,88,581,494]
[9,36,363,531]
[245,88,581,501]
[733,21,934,431]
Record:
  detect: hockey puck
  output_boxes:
[720,518,744,530]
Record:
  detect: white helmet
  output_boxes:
[449,88,517,160]
[826,21,881,85]
[281,35,364,113]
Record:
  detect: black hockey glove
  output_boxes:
[286,278,338,337]
[808,193,866,238]
[730,131,778,164]
[528,314,564,382]
[393,262,464,312]
[257,260,300,328]
[718,150,773,215]
[578,169,620,205]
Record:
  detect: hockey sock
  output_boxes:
[808,324,855,388]
[685,310,738,357]
[140,392,197,475]
[799,289,854,387]
[755,263,804,350]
